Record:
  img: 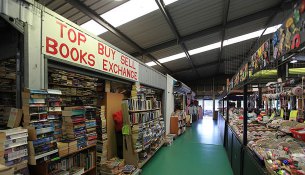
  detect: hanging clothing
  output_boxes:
[198,106,203,119]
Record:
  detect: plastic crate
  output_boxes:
[290,128,305,142]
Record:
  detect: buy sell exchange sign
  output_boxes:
[42,12,139,81]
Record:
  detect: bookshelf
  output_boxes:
[30,144,97,175]
[101,92,124,160]
[122,96,165,168]
[48,68,98,107]
[170,111,187,136]
[0,57,17,128]
[22,89,60,166]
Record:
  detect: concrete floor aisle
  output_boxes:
[141,117,233,175]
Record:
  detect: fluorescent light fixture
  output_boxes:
[81,0,178,35]
[189,42,221,55]
[146,24,282,66]
[290,60,298,63]
[81,20,107,35]
[159,53,186,63]
[146,62,157,66]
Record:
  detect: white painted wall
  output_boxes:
[165,74,175,134]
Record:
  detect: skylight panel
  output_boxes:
[146,24,281,66]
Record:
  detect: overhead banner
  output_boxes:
[42,12,139,81]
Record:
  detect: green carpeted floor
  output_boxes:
[141,117,233,175]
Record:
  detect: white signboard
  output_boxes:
[42,13,139,81]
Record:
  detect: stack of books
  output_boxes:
[0,58,16,107]
[84,106,97,146]
[22,89,59,165]
[97,105,108,173]
[48,68,98,106]
[48,149,95,174]
[99,158,124,175]
[0,127,29,174]
[62,106,87,149]
[122,165,142,175]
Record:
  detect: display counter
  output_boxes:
[217,113,226,145]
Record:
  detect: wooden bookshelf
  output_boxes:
[138,141,164,168]
[30,144,97,175]
[122,99,165,168]
[49,83,95,90]
[60,144,97,158]
[129,108,160,113]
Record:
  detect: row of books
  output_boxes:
[97,105,108,173]
[0,58,16,115]
[48,69,97,89]
[0,127,29,174]
[22,89,61,165]
[48,149,95,174]
[128,99,155,111]
[129,110,161,124]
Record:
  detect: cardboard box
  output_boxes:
[7,108,22,128]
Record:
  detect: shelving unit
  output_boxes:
[48,68,98,107]
[30,144,97,175]
[122,96,165,168]
[170,114,186,136]
[22,89,60,166]
[0,57,17,128]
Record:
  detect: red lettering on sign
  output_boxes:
[59,43,69,58]
[79,50,88,64]
[103,59,108,71]
[70,48,79,61]
[88,54,95,67]
[56,21,67,39]
[98,43,116,59]
[68,28,77,43]
[46,37,58,55]
[78,33,86,46]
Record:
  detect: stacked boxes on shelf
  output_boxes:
[22,89,59,165]
[62,107,87,149]
[97,105,108,172]
[84,106,97,146]
[0,127,29,174]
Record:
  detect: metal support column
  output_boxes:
[243,84,248,146]
[258,87,262,109]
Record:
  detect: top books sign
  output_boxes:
[42,12,139,82]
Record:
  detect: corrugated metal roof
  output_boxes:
[225,16,269,39]
[75,0,129,25]
[163,58,192,71]
[168,0,224,36]
[184,32,222,50]
[110,10,175,49]
[228,0,281,21]
[175,70,197,82]
[40,0,128,25]
[100,32,137,54]
[150,45,182,59]
[197,65,218,77]
[190,49,219,66]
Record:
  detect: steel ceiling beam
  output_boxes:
[218,0,230,73]
[172,54,246,75]
[155,0,200,77]
[65,0,172,74]
[131,4,281,57]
